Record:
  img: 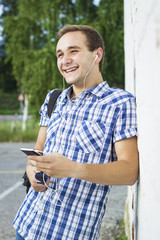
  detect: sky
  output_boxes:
[94,0,100,5]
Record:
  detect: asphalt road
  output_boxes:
[0,142,127,240]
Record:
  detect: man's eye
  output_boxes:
[71,50,78,53]
[57,53,63,58]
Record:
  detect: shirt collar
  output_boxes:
[59,81,110,102]
[85,81,110,98]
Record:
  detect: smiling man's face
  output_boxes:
[56,31,95,88]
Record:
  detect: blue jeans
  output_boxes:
[15,232,24,240]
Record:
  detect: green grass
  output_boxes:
[115,220,128,240]
[0,118,39,142]
[0,91,40,142]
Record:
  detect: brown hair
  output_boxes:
[57,25,104,72]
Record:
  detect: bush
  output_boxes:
[0,90,19,115]
[0,118,39,142]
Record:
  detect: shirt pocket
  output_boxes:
[76,121,105,153]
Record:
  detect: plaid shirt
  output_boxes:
[13,82,137,240]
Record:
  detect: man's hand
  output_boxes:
[26,159,50,192]
[28,153,76,179]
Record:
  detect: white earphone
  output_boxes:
[95,54,98,60]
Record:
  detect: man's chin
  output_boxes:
[65,78,79,85]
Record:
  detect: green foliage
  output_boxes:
[0,0,18,92]
[0,90,19,114]
[2,0,124,115]
[96,0,124,87]
[0,57,17,92]
[0,90,36,115]
[0,118,39,142]
[115,220,128,240]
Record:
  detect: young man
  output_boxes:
[13,25,139,240]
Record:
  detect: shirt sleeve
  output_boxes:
[39,90,53,127]
[113,96,138,143]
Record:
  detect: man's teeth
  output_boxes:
[66,68,77,73]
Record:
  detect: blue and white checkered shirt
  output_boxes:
[13,81,137,240]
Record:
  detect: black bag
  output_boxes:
[23,89,62,193]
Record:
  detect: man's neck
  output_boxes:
[70,75,103,99]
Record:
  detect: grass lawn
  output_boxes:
[0,118,39,142]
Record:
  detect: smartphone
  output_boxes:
[20,148,48,185]
[20,148,43,156]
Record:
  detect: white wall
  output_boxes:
[124,0,160,239]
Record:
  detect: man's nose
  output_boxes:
[62,55,72,65]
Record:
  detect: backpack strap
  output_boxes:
[47,89,62,118]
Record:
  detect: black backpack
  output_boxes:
[23,89,62,193]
